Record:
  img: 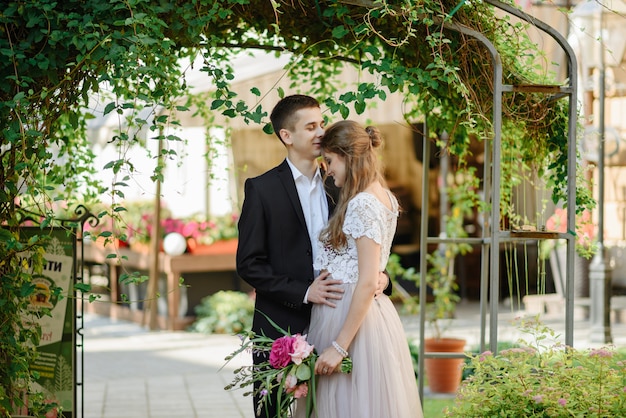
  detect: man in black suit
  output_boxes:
[237,95,343,341]
[237,95,388,417]
[237,95,344,417]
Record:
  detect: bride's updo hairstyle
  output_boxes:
[320,120,386,249]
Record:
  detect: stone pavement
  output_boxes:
[79,314,250,418]
[78,301,626,418]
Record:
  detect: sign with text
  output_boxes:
[19,227,76,417]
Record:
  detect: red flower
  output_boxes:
[269,335,295,369]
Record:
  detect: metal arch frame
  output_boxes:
[485,0,578,349]
[51,205,98,418]
[70,205,99,418]
[416,0,578,400]
[13,204,97,417]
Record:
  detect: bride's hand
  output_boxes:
[314,347,342,375]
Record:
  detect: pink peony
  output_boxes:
[292,383,309,399]
[290,334,314,365]
[269,335,295,368]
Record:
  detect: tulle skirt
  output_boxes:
[296,283,423,418]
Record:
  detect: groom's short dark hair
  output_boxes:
[270,94,320,141]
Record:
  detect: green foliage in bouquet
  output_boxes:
[189,290,253,334]
[447,317,626,417]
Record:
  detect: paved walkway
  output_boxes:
[78,301,626,418]
[80,314,250,418]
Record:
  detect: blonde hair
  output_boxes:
[321,120,386,249]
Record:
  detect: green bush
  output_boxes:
[461,340,522,381]
[447,317,626,417]
[189,290,254,334]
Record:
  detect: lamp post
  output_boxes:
[570,0,626,343]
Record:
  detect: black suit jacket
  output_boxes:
[236,159,338,340]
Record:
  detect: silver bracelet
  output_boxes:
[332,341,348,358]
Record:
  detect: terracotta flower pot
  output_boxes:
[424,337,466,393]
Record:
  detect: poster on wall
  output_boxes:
[20,227,76,418]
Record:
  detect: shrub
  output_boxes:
[460,340,522,381]
[447,317,626,417]
[189,290,254,334]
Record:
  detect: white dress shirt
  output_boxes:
[286,158,329,302]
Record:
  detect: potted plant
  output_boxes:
[387,172,479,393]
[422,247,467,393]
[422,172,480,393]
[388,175,477,393]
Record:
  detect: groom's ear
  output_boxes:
[279,128,293,145]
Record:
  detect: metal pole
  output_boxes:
[589,9,612,343]
[439,131,449,261]
[418,121,430,402]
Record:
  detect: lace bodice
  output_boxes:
[314,191,399,283]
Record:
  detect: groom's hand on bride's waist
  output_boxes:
[306,271,344,308]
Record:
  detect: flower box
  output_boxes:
[187,238,238,255]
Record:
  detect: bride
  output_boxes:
[296,120,422,418]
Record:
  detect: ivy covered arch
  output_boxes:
[1,0,592,415]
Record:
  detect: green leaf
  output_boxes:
[0,229,14,241]
[103,102,117,115]
[295,363,312,381]
[21,283,35,297]
[332,25,349,39]
[339,92,356,102]
[263,123,274,135]
[339,104,349,119]
[355,100,366,114]
[74,283,91,293]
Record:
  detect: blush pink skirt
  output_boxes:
[295,283,423,418]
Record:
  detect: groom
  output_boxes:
[237,94,390,417]
[236,94,345,417]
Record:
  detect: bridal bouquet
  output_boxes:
[224,316,352,418]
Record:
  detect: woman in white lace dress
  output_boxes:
[296,120,422,418]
